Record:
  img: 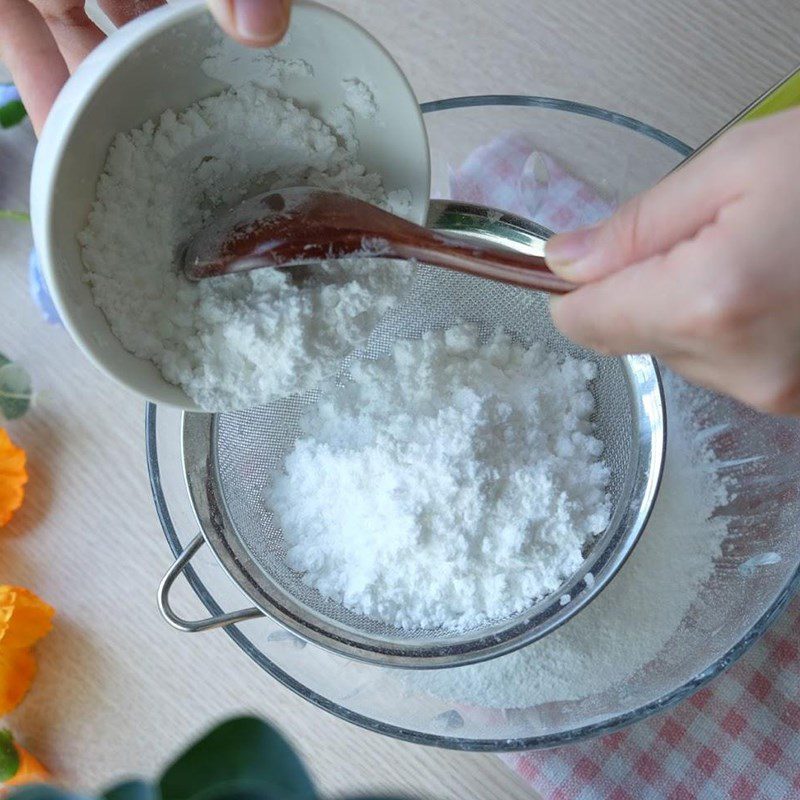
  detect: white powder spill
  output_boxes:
[342,78,378,118]
[405,374,729,707]
[79,83,413,410]
[268,324,611,630]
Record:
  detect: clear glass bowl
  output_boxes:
[146,96,800,750]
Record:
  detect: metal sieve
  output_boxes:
[158,200,666,669]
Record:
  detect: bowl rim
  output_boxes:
[147,95,800,751]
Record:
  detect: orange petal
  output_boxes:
[0,587,54,649]
[0,649,36,716]
[4,745,50,787]
[0,430,27,528]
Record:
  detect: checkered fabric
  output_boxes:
[449,133,800,800]
[448,132,614,231]
[502,596,800,800]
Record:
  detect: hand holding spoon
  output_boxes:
[182,187,575,294]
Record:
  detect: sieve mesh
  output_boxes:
[181,204,663,667]
[210,264,627,626]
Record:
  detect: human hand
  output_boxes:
[546,107,800,415]
[0,0,291,134]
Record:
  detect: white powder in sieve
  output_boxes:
[405,373,729,707]
[267,324,611,630]
[79,83,413,410]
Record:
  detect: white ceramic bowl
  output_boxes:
[31,0,430,409]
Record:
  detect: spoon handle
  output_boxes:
[394,230,575,293]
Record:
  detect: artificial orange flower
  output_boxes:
[0,650,35,718]
[4,745,50,787]
[0,730,49,788]
[0,587,53,716]
[0,431,26,527]
[0,587,54,651]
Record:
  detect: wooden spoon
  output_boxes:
[181,187,575,294]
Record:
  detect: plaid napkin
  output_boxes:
[448,132,614,231]
[449,133,800,800]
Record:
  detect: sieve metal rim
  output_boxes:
[166,201,666,669]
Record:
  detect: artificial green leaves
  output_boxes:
[9,717,416,800]
[0,730,21,782]
[0,84,26,129]
[0,354,32,422]
[0,100,26,129]
[158,717,315,800]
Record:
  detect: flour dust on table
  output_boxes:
[267,323,611,631]
[79,83,412,411]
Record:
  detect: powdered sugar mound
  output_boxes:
[80,83,413,410]
[406,372,729,706]
[268,324,610,630]
[342,78,378,118]
[327,80,380,149]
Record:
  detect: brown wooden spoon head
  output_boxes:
[182,188,414,281]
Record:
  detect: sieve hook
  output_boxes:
[158,533,264,632]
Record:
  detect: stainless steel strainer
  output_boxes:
[158,200,665,669]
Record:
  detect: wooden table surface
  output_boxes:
[1,2,798,798]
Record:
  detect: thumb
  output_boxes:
[544,135,740,283]
[207,0,291,47]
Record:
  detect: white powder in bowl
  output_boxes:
[79,83,412,410]
[341,78,378,118]
[405,373,728,707]
[267,324,611,630]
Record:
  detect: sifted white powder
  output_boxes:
[405,373,729,707]
[79,83,413,410]
[267,324,611,630]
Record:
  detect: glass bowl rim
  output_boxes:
[145,94,800,752]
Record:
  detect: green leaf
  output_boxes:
[0,100,26,128]
[0,357,32,421]
[102,781,159,800]
[0,730,20,781]
[159,718,315,800]
[0,210,30,222]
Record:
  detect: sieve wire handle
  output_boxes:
[158,533,264,632]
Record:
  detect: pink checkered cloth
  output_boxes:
[449,133,800,800]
